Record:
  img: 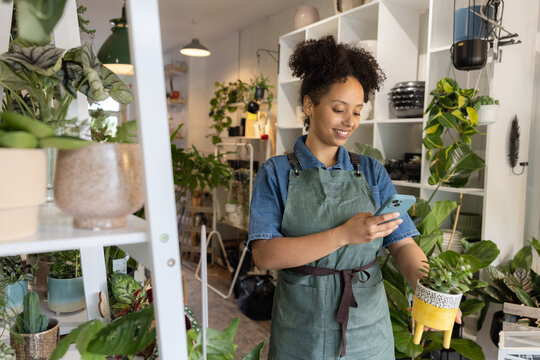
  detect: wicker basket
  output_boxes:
[452,212,482,238]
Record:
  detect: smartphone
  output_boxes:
[373,194,416,224]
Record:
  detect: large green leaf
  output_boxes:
[0,61,27,92]
[87,305,156,355]
[393,331,423,358]
[460,299,485,317]
[513,246,532,272]
[423,133,444,150]
[419,200,457,235]
[380,256,406,294]
[450,338,485,360]
[439,112,459,130]
[515,288,535,307]
[242,337,269,360]
[383,280,409,313]
[434,144,485,188]
[50,320,107,360]
[15,0,67,44]
[0,44,64,76]
[463,240,500,269]
[417,232,442,255]
[111,273,143,305]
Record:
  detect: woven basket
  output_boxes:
[452,212,482,238]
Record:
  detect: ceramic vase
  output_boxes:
[412,280,462,349]
[10,319,59,360]
[5,280,28,314]
[293,6,320,29]
[0,149,46,241]
[47,276,85,314]
[54,143,145,229]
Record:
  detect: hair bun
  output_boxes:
[289,35,338,82]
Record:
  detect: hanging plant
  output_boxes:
[423,78,486,189]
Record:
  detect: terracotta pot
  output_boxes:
[293,6,320,29]
[0,148,46,241]
[10,318,59,360]
[54,143,145,229]
[411,280,462,349]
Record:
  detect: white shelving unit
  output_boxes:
[0,0,188,358]
[278,0,538,357]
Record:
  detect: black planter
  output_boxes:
[254,86,265,100]
[490,310,504,347]
[452,39,488,70]
[247,101,259,114]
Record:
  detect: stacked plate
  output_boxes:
[388,81,425,118]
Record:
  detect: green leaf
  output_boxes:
[436,145,485,188]
[15,0,67,44]
[393,331,423,358]
[355,143,384,163]
[460,299,485,317]
[383,280,409,313]
[450,338,485,360]
[418,200,457,235]
[87,306,155,355]
[417,232,442,255]
[466,106,479,125]
[221,317,239,343]
[515,288,536,307]
[513,246,532,272]
[50,320,106,360]
[463,240,500,269]
[111,273,143,304]
[1,44,64,76]
[439,112,459,130]
[441,78,455,93]
[422,133,443,150]
[242,337,269,360]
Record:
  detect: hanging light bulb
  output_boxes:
[97,5,134,75]
[180,38,211,57]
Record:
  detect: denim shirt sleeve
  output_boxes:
[247,158,287,250]
[368,158,420,247]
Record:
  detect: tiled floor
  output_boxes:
[182,260,271,358]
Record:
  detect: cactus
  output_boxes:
[14,292,49,334]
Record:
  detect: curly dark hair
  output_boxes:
[289,35,385,128]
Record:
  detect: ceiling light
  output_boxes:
[180,38,211,57]
[97,6,134,75]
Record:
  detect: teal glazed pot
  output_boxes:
[5,280,28,313]
[47,276,85,314]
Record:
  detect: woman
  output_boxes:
[247,36,427,360]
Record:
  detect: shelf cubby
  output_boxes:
[338,2,379,44]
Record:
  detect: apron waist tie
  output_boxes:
[287,258,377,358]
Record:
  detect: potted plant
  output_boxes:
[473,95,500,125]
[10,292,59,359]
[0,341,15,359]
[47,250,85,314]
[0,256,36,312]
[412,251,488,349]
[423,77,486,191]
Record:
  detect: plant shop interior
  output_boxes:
[0,0,539,359]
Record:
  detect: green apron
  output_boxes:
[268,152,394,360]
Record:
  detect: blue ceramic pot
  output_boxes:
[47,276,85,314]
[5,280,28,313]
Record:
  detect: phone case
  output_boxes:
[374,194,416,223]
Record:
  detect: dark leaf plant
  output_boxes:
[49,250,81,279]
[423,78,486,197]
[0,255,36,288]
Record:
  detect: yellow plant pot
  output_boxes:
[412,280,462,349]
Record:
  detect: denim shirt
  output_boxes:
[247,135,419,249]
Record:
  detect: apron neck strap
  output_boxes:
[287,152,300,177]
[348,152,362,177]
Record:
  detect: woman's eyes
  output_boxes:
[333,108,344,114]
[332,108,362,116]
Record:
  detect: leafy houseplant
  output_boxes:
[208,75,274,144]
[412,251,488,349]
[473,95,500,125]
[423,77,486,191]
[0,256,36,312]
[10,291,59,359]
[48,250,85,314]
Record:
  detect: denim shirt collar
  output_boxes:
[293,135,353,171]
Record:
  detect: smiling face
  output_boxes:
[303,77,364,154]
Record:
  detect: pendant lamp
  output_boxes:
[451,0,493,71]
[180,38,211,57]
[97,5,134,75]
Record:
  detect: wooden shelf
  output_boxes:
[0,205,148,257]
[167,98,185,105]
[164,64,187,76]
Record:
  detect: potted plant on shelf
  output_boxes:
[412,250,488,349]
[473,95,500,125]
[0,341,15,359]
[47,250,85,314]
[10,291,59,359]
[54,110,144,230]
[0,256,36,312]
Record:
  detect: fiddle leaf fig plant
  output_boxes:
[423,78,485,189]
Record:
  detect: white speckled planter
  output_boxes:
[415,280,462,309]
[54,143,145,229]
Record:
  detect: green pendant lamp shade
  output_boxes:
[180,38,211,57]
[98,13,134,75]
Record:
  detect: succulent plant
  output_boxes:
[0,341,15,359]
[14,292,49,334]
[419,250,488,295]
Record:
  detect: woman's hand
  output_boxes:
[338,212,403,246]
